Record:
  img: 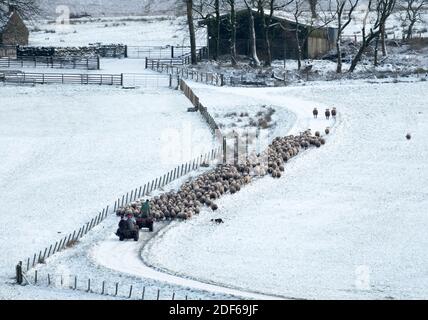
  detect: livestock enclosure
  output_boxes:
[0,56,100,70]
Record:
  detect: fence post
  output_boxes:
[234,134,239,165]
[142,287,145,300]
[120,73,124,86]
[16,262,23,285]
[26,258,30,271]
[142,184,147,197]
[34,270,38,284]
[52,242,58,255]
[115,282,119,296]
[87,278,91,292]
[138,186,142,198]
[128,285,133,299]
[102,281,105,295]
[32,253,36,267]
[48,274,51,286]
[223,137,227,164]
[172,292,175,300]
[157,289,160,300]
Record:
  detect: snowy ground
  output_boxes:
[0,85,214,299]
[29,16,206,47]
[144,80,428,299]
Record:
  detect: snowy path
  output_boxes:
[89,82,333,300]
[91,225,283,300]
[144,81,428,299]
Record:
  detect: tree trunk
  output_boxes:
[308,0,318,18]
[406,20,416,40]
[336,37,342,73]
[186,0,197,65]
[380,22,387,56]
[215,0,220,60]
[230,2,237,66]
[295,24,302,70]
[247,6,261,66]
[349,43,365,72]
[374,35,380,66]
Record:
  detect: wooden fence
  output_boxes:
[15,146,223,284]
[147,59,225,86]
[0,72,177,88]
[0,56,100,70]
[179,79,222,136]
[1,72,122,85]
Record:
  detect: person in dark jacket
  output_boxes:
[141,200,151,218]
[313,108,318,119]
[325,109,331,120]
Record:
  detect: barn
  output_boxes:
[0,7,29,47]
[204,9,337,61]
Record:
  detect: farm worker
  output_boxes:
[126,214,137,230]
[141,200,151,218]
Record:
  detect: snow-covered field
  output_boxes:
[29,16,206,47]
[144,80,428,299]
[0,85,214,298]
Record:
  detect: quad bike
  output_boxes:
[136,217,154,232]
[116,225,139,241]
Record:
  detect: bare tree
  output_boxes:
[243,0,261,66]
[308,0,318,18]
[0,0,39,20]
[193,0,222,60]
[256,0,291,67]
[348,0,396,72]
[398,0,427,39]
[286,0,336,70]
[185,0,198,64]
[224,0,238,65]
[335,0,359,73]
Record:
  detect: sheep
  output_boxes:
[313,108,318,119]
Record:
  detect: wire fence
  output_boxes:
[15,146,223,281]
[20,269,207,300]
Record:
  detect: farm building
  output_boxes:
[204,9,337,61]
[0,6,29,47]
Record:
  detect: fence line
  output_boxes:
[0,71,177,88]
[0,56,100,70]
[21,268,200,300]
[15,144,223,284]
[146,58,225,87]
[179,79,223,140]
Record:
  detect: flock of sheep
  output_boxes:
[115,128,328,222]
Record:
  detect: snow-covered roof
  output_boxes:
[254,8,335,29]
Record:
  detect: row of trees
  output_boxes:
[184,0,427,73]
